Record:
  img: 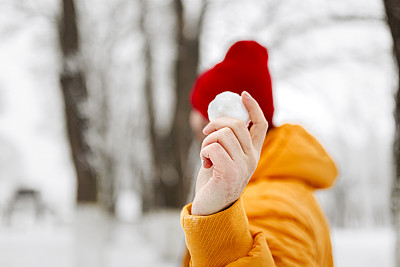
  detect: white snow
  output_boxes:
[115,190,143,223]
[332,228,395,267]
[0,210,394,267]
[0,206,186,267]
[208,91,250,124]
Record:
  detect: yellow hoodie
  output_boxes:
[181,124,338,266]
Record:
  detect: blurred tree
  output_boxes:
[139,0,156,210]
[58,0,97,203]
[141,0,208,208]
[77,0,144,214]
[383,0,400,265]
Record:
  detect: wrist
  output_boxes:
[191,196,237,216]
[191,191,227,216]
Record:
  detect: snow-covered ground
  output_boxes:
[0,207,186,267]
[332,228,395,267]
[0,208,395,267]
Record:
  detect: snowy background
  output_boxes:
[0,0,396,266]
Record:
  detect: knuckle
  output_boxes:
[263,119,269,128]
[221,127,234,137]
[210,142,222,151]
[201,135,212,149]
[259,121,268,133]
[233,119,245,129]
[201,138,214,150]
[259,118,267,127]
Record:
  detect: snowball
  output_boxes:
[207,91,250,125]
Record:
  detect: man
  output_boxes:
[181,40,338,266]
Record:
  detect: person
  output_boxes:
[181,40,338,266]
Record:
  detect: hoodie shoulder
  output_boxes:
[250,124,338,189]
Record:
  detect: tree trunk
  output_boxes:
[58,0,97,203]
[161,0,201,207]
[141,0,207,209]
[139,0,158,210]
[383,0,400,265]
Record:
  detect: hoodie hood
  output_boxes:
[250,124,337,189]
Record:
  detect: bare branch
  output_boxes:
[269,15,383,50]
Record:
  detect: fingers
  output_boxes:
[203,117,253,156]
[202,126,246,162]
[241,91,268,153]
[200,143,233,170]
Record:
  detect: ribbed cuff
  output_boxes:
[180,197,253,267]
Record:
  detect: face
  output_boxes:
[189,109,208,143]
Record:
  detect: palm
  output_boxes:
[195,167,213,193]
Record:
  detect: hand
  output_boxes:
[191,91,268,216]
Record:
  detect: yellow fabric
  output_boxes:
[181,198,254,266]
[181,124,338,266]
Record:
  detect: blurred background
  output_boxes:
[0,0,398,266]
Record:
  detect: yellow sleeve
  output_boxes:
[180,197,275,267]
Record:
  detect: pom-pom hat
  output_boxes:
[190,40,274,127]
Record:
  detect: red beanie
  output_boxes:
[190,40,274,127]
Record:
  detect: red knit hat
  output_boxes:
[190,40,274,127]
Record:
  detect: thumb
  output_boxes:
[241,91,268,153]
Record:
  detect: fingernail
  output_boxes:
[203,125,209,134]
[243,91,252,99]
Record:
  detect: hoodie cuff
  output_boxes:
[180,197,253,267]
